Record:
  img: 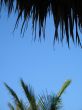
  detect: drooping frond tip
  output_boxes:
[0,0,82,47]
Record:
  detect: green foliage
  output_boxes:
[57,80,71,97]
[4,83,27,110]
[39,80,71,110]
[20,79,37,110]
[4,79,71,110]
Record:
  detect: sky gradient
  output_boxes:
[0,10,82,110]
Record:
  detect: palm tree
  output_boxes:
[4,79,71,110]
[0,0,82,47]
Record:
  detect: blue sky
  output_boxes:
[0,10,82,110]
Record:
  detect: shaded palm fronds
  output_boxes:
[0,0,82,46]
[4,79,71,110]
[39,80,71,110]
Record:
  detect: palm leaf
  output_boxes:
[0,0,82,46]
[20,79,37,110]
[39,80,71,110]
[57,80,71,98]
[50,80,71,110]
[8,103,15,110]
[38,95,47,110]
[50,96,62,110]
[4,79,71,110]
[4,83,24,110]
[38,94,62,110]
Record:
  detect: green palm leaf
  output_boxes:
[8,103,15,110]
[4,79,71,110]
[20,79,37,110]
[39,80,71,110]
[57,80,71,98]
[38,94,61,110]
[4,83,24,110]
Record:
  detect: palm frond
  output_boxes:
[50,96,62,110]
[39,80,71,110]
[4,83,24,110]
[4,79,71,110]
[8,103,15,110]
[20,79,37,110]
[1,0,82,46]
[57,80,71,98]
[4,83,20,103]
[39,94,62,110]
[38,95,47,110]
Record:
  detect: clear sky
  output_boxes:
[0,10,82,110]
